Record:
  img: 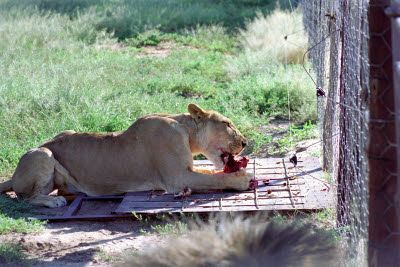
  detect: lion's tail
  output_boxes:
[0,179,13,193]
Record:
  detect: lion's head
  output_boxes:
[188,103,248,170]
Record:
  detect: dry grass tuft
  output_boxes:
[238,9,307,65]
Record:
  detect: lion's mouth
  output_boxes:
[220,152,229,165]
[219,148,243,164]
[219,148,231,165]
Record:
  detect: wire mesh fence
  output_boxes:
[300,0,398,265]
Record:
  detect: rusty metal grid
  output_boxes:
[114,157,333,215]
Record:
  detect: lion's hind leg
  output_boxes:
[12,147,67,208]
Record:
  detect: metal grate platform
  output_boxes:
[30,157,335,220]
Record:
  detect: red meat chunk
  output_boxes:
[222,153,249,173]
[220,152,256,189]
[248,178,258,190]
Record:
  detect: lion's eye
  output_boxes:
[226,122,231,128]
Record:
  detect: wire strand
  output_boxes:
[302,29,341,87]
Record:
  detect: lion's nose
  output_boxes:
[242,140,248,148]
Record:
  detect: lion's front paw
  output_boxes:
[230,170,254,191]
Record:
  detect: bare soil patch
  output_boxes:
[95,42,197,58]
[4,217,168,266]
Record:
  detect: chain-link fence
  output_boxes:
[301,0,399,266]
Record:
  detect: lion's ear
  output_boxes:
[188,103,206,121]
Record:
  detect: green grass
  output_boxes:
[150,220,188,235]
[316,208,335,224]
[96,248,141,264]
[269,121,318,154]
[132,212,191,235]
[0,243,34,265]
[290,121,318,141]
[0,214,45,234]
[0,195,46,234]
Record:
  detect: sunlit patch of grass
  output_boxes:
[0,214,45,234]
[238,8,307,64]
[150,221,188,235]
[226,8,308,79]
[247,130,273,154]
[179,25,237,52]
[290,121,318,141]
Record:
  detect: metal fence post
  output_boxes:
[387,1,400,219]
[368,0,400,266]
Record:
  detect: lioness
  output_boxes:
[0,104,253,208]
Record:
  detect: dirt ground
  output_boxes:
[3,192,176,266]
[2,119,324,266]
[4,217,168,266]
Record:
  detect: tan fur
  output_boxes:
[124,216,339,267]
[0,104,252,207]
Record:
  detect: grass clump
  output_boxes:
[0,243,34,265]
[220,65,316,123]
[226,8,307,79]
[290,121,318,141]
[238,9,307,64]
[0,214,45,234]
[0,195,46,234]
[150,220,188,235]
[124,25,237,52]
[125,29,163,48]
[179,25,237,52]
[133,212,191,236]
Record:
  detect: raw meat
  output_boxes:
[222,153,249,173]
[221,153,257,189]
[248,179,258,190]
